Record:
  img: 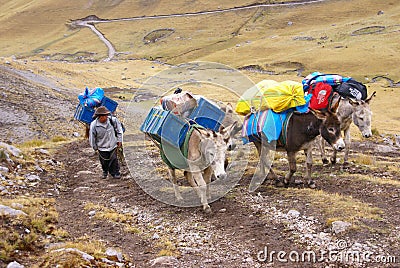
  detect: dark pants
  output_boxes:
[99,148,120,177]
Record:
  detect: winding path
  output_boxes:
[70,0,328,61]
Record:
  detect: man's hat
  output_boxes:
[93,106,111,118]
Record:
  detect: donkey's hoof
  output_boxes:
[330,158,337,165]
[203,206,212,214]
[275,179,285,188]
[322,158,329,165]
[307,181,316,189]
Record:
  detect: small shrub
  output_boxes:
[51,136,68,142]
[354,154,375,165]
[20,139,46,148]
[371,128,379,136]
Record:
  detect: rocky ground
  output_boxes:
[1,66,400,267]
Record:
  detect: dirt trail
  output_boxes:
[43,134,400,267]
[1,65,399,267]
[49,140,311,267]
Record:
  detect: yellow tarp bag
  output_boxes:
[263,80,306,113]
[235,80,279,116]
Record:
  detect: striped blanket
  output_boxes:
[241,94,311,145]
[302,72,351,91]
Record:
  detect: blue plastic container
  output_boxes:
[101,96,118,113]
[189,97,225,131]
[140,107,189,147]
[74,104,95,124]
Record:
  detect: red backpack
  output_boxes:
[308,82,333,110]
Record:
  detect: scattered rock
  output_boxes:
[77,170,94,175]
[52,248,94,262]
[10,203,24,209]
[88,210,96,217]
[105,248,124,262]
[152,233,160,240]
[37,149,50,155]
[73,186,91,192]
[25,174,41,182]
[287,209,300,218]
[149,256,179,267]
[375,145,395,153]
[395,134,400,147]
[0,205,27,217]
[331,221,352,234]
[7,261,24,268]
[0,166,9,173]
[0,142,22,157]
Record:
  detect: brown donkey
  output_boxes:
[250,99,345,190]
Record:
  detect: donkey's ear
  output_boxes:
[347,98,360,107]
[329,97,340,113]
[197,128,211,139]
[365,91,376,103]
[220,121,237,138]
[310,108,327,120]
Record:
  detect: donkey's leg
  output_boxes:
[249,141,270,191]
[284,151,297,186]
[254,141,266,177]
[168,168,183,201]
[203,167,212,200]
[304,147,316,188]
[343,128,352,165]
[190,171,211,213]
[318,136,329,165]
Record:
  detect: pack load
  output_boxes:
[161,91,197,117]
[302,72,351,91]
[334,78,368,100]
[78,87,104,108]
[235,80,306,115]
[141,90,226,169]
[308,82,334,111]
[159,91,225,132]
[302,72,368,102]
[74,87,119,124]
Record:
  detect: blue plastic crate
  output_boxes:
[74,104,95,124]
[101,96,118,112]
[189,97,225,131]
[140,107,189,147]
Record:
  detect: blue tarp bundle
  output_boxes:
[78,87,105,108]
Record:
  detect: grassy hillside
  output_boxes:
[0,0,399,134]
[1,0,399,78]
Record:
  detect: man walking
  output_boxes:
[89,106,123,179]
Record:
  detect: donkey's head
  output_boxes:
[220,103,242,151]
[312,99,345,151]
[348,91,376,138]
[198,122,238,180]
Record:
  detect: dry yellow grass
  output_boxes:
[1,0,399,135]
[281,188,383,224]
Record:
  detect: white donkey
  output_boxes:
[318,91,376,164]
[168,122,237,213]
